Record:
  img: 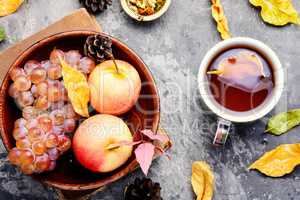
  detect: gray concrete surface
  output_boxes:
[0,0,300,199]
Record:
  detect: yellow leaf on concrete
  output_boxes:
[0,0,24,17]
[249,144,300,177]
[192,163,205,199]
[192,161,215,200]
[60,59,90,118]
[211,0,231,40]
[250,0,300,26]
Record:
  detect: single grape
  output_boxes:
[8,148,22,165]
[14,118,27,128]
[34,96,50,110]
[47,64,62,80]
[45,133,59,148]
[48,84,62,102]
[9,67,25,81]
[14,75,31,91]
[28,127,43,142]
[32,141,47,155]
[47,148,59,160]
[50,49,65,65]
[34,154,50,172]
[57,135,71,152]
[50,100,65,110]
[64,118,76,133]
[22,106,37,120]
[63,104,77,119]
[16,138,31,149]
[24,60,40,75]
[25,118,38,130]
[40,60,51,70]
[65,50,81,67]
[47,161,56,171]
[30,85,38,98]
[8,83,20,98]
[51,125,64,135]
[19,150,35,166]
[12,127,27,140]
[30,67,47,84]
[79,57,95,74]
[50,110,65,126]
[37,114,53,132]
[17,91,34,107]
[36,81,48,96]
[21,164,35,175]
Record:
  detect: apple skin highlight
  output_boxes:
[73,114,133,173]
[88,60,141,115]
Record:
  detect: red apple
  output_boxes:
[88,60,141,115]
[73,114,133,173]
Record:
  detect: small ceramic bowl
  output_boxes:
[0,31,160,190]
[120,0,171,21]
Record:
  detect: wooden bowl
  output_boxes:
[0,31,160,190]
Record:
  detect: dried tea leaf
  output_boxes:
[249,0,300,26]
[192,162,215,200]
[266,109,300,135]
[211,0,231,40]
[249,144,300,177]
[0,0,24,17]
[0,26,5,42]
[60,59,90,117]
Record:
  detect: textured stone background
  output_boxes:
[0,0,300,199]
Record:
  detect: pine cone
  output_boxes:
[79,0,112,14]
[124,178,163,200]
[84,34,113,63]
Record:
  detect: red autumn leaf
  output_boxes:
[141,129,169,143]
[105,140,142,150]
[135,142,155,176]
[155,146,171,160]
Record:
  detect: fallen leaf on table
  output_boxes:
[60,59,90,117]
[0,0,24,17]
[249,144,300,177]
[249,0,300,26]
[192,161,215,200]
[211,0,231,40]
[192,163,205,199]
[0,26,5,42]
[266,109,300,135]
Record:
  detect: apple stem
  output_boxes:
[109,52,120,74]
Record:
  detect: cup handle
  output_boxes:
[213,118,232,146]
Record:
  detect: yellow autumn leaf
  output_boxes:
[60,59,90,118]
[250,0,300,26]
[192,163,205,199]
[211,0,231,40]
[0,0,24,17]
[192,161,215,200]
[249,144,300,177]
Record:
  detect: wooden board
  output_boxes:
[0,8,101,85]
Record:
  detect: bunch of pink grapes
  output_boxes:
[7,49,95,174]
